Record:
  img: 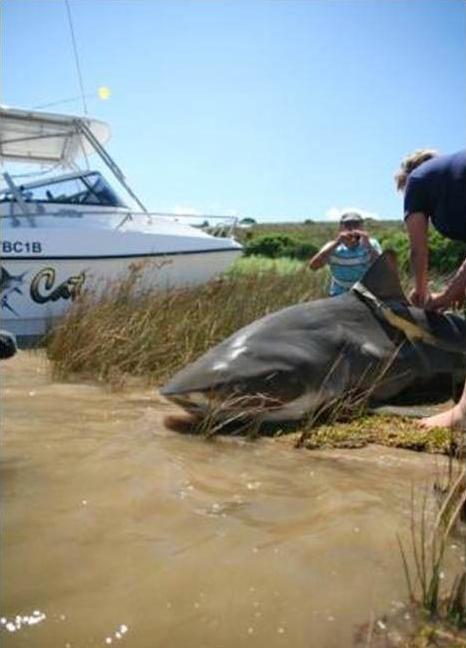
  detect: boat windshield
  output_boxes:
[0,172,127,208]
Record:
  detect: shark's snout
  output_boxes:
[161,388,211,414]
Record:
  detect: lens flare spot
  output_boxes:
[98,86,111,100]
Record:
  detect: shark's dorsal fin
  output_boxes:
[355,250,407,303]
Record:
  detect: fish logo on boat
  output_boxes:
[30,267,86,304]
[0,266,28,316]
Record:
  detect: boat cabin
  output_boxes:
[1,170,126,209]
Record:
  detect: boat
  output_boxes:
[0,106,243,342]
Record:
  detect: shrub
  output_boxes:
[239,221,466,274]
[428,230,466,275]
[379,229,466,276]
[244,234,317,261]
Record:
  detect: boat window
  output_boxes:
[0,172,126,207]
[82,173,126,207]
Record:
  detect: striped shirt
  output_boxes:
[328,239,382,296]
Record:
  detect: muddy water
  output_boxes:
[0,352,460,647]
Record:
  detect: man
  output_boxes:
[308,211,382,295]
[396,148,466,428]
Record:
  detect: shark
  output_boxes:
[160,252,466,428]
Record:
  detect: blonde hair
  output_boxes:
[395,149,439,191]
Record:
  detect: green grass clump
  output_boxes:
[295,415,462,455]
[227,255,309,277]
[46,262,327,385]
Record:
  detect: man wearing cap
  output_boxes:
[308,211,382,295]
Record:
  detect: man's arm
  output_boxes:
[308,239,340,270]
[428,259,466,310]
[405,212,429,306]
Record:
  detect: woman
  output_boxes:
[396,148,466,428]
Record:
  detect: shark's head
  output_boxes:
[160,318,328,422]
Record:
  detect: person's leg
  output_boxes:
[420,381,466,429]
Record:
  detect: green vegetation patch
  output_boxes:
[237,221,466,277]
[243,233,318,261]
[227,255,308,276]
[295,415,462,455]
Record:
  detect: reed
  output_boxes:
[397,473,466,630]
[46,261,327,384]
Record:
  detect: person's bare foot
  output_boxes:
[419,404,466,430]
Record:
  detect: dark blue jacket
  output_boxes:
[404,150,466,242]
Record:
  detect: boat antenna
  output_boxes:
[64,0,88,114]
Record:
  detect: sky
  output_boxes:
[2,0,465,222]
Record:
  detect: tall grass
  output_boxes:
[227,254,307,276]
[47,262,327,385]
[397,472,466,630]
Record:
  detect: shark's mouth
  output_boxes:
[163,386,338,424]
[165,388,291,419]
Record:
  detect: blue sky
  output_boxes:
[2,0,465,222]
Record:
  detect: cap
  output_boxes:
[340,211,363,225]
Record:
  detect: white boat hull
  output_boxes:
[1,249,241,339]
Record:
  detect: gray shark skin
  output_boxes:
[160,253,466,424]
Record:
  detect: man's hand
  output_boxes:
[425,292,449,311]
[353,229,370,246]
[426,290,465,312]
[336,231,351,245]
[425,260,466,311]
[409,287,431,307]
[337,230,360,246]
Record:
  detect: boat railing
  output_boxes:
[142,212,239,238]
[0,205,239,239]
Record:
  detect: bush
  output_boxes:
[244,234,318,261]
[379,229,466,276]
[428,230,466,275]
[378,231,411,271]
[239,222,466,276]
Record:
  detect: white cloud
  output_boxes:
[323,206,381,221]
